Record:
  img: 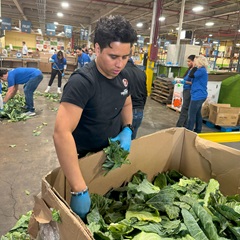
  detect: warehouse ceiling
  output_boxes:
[1,0,240,44]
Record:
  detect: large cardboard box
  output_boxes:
[209,103,240,126]
[29,128,240,239]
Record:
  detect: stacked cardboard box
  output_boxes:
[209,103,240,126]
[39,52,52,73]
[65,54,77,72]
[28,128,240,239]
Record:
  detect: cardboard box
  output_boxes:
[209,103,240,126]
[65,54,77,64]
[29,128,240,239]
[39,62,52,73]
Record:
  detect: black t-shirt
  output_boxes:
[122,60,147,109]
[61,61,130,154]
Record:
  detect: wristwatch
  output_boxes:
[123,124,134,132]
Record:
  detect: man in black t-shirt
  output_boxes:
[53,15,137,220]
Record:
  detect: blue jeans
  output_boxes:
[23,74,43,112]
[187,99,206,133]
[132,108,144,139]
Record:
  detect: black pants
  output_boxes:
[48,69,63,88]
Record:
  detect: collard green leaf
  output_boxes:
[192,202,219,240]
[102,140,130,175]
[181,208,208,240]
[203,179,220,207]
[126,209,161,223]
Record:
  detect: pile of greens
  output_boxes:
[1,211,32,240]
[86,170,240,239]
[0,83,29,122]
[1,209,61,239]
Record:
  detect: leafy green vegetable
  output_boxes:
[102,140,130,175]
[1,211,32,240]
[86,171,240,239]
[181,208,208,240]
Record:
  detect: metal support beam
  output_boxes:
[13,0,27,20]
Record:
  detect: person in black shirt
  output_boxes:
[53,15,137,220]
[123,59,147,139]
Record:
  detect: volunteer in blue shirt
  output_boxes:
[187,55,208,133]
[45,51,67,94]
[176,54,195,128]
[76,47,91,68]
[0,67,43,116]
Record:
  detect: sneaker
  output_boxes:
[57,88,62,94]
[23,111,36,117]
[45,86,51,93]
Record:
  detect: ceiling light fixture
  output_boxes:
[54,22,59,25]
[209,34,213,37]
[136,22,143,27]
[159,16,166,22]
[57,12,63,17]
[205,22,214,26]
[192,6,204,12]
[238,29,240,32]
[61,2,69,8]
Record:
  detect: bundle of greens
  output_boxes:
[86,170,240,239]
[102,140,130,176]
[0,211,32,240]
[0,83,29,122]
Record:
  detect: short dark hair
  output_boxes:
[0,69,8,77]
[188,55,196,61]
[94,15,137,49]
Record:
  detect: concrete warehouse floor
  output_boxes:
[0,73,240,236]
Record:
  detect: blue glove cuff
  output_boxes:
[71,186,88,196]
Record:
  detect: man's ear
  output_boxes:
[94,43,100,56]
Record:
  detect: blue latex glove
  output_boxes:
[171,79,177,84]
[70,190,91,220]
[180,79,186,84]
[62,73,65,77]
[49,58,55,63]
[110,127,132,152]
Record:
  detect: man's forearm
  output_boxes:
[53,131,87,192]
[121,96,133,125]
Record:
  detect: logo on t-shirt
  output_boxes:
[122,78,128,87]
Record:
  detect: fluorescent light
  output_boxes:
[54,22,59,25]
[209,34,213,37]
[159,16,166,22]
[238,29,240,32]
[136,22,143,27]
[57,12,63,17]
[236,43,240,46]
[205,22,214,26]
[61,2,69,8]
[192,6,204,12]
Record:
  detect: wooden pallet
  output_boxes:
[166,104,181,113]
[203,119,240,132]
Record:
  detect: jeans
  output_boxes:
[176,89,191,128]
[23,74,43,112]
[187,99,206,133]
[132,108,144,139]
